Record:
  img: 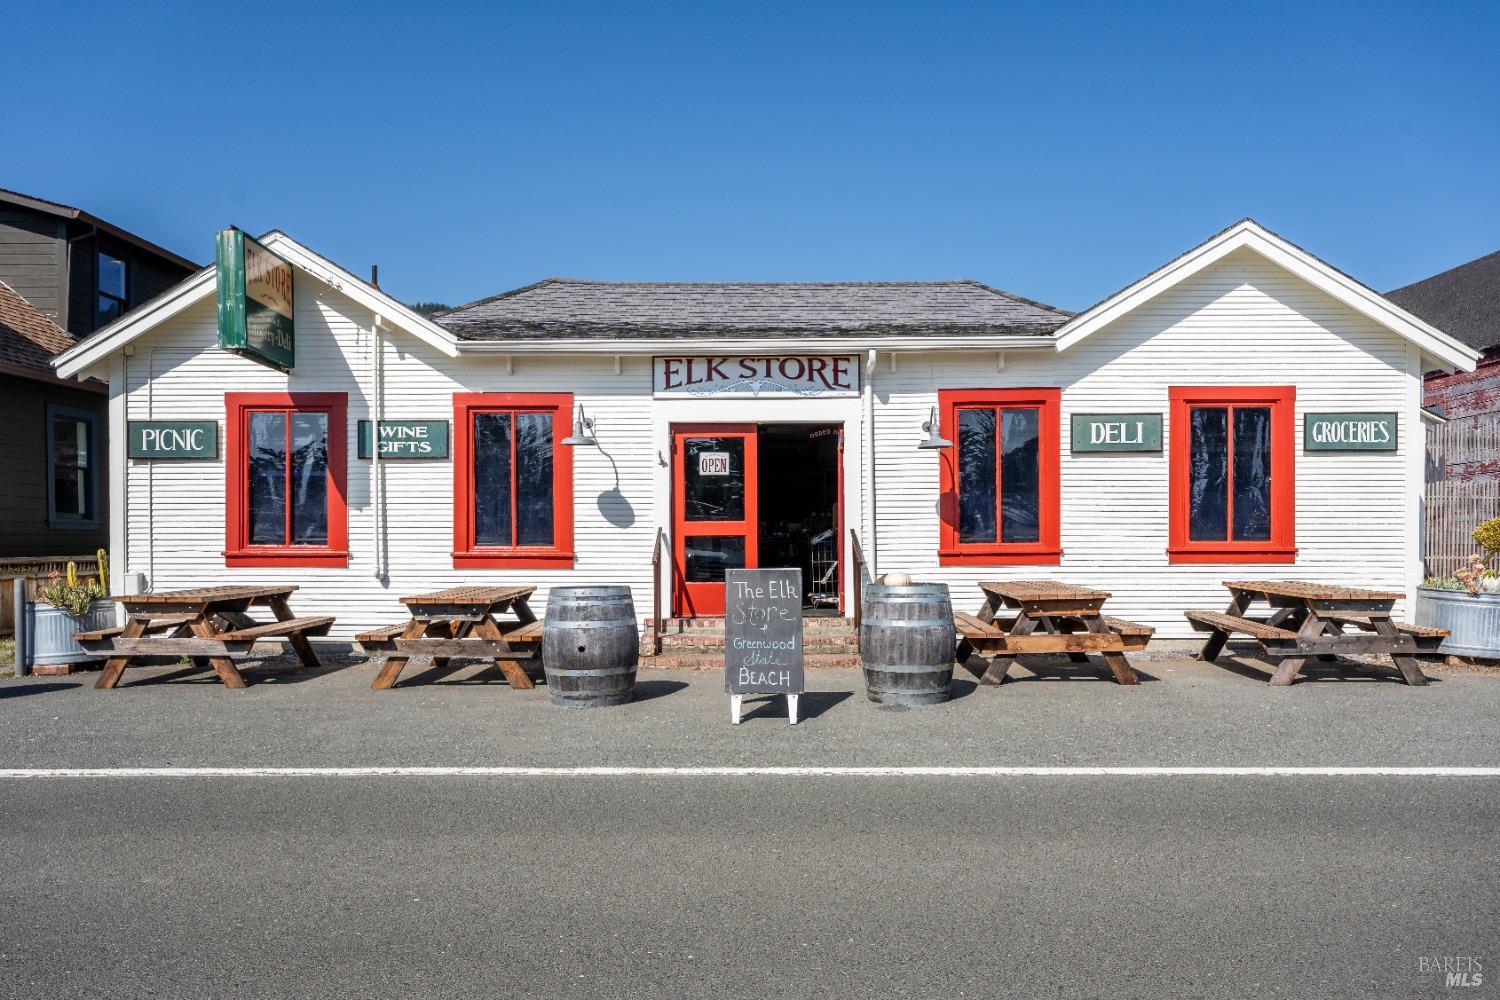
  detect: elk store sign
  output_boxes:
[128,421,218,459]
[1304,412,1398,451]
[654,355,861,398]
[1071,413,1163,452]
[216,228,295,372]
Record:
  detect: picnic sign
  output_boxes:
[216,228,295,372]
[127,420,218,459]
[1304,412,1397,451]
[357,420,450,459]
[724,567,804,724]
[1070,413,1162,452]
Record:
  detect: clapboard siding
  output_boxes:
[0,373,110,557]
[123,276,658,639]
[872,248,1416,636]
[119,247,1424,641]
[0,210,66,319]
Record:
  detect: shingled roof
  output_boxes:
[1385,249,1500,352]
[435,279,1072,340]
[0,279,77,381]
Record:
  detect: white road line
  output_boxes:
[0,766,1495,778]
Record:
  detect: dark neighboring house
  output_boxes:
[1386,250,1500,482]
[0,187,197,337]
[0,189,197,558]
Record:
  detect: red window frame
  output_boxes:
[453,392,574,569]
[224,392,349,568]
[1168,386,1296,564]
[937,388,1061,565]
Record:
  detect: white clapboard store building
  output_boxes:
[53,219,1480,640]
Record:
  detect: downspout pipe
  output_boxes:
[371,313,385,582]
[864,348,877,582]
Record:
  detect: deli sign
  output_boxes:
[216,228,295,372]
[1071,413,1162,452]
[128,421,218,459]
[1304,412,1398,451]
[654,355,860,398]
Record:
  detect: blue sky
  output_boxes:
[3,1,1496,311]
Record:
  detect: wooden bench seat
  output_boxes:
[954,611,1004,638]
[502,620,544,643]
[74,617,196,642]
[217,616,336,643]
[1185,610,1297,642]
[356,624,408,644]
[1394,622,1449,639]
[1100,616,1154,638]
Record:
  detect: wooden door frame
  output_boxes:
[671,424,759,617]
[669,421,847,617]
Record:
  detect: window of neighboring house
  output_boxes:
[453,392,574,568]
[47,405,99,526]
[1168,386,1295,563]
[225,393,348,567]
[937,388,1061,565]
[96,251,128,325]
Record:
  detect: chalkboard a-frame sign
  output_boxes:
[724,568,804,725]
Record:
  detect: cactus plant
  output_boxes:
[96,548,108,592]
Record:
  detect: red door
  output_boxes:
[673,425,758,616]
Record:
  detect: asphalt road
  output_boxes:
[0,775,1494,999]
[1,658,1496,998]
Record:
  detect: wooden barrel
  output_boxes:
[542,586,639,708]
[860,583,954,705]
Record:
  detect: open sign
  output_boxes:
[698,451,732,476]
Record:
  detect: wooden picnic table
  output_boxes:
[76,585,334,689]
[1185,580,1448,686]
[955,580,1153,687]
[356,585,543,690]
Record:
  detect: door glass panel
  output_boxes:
[684,536,746,582]
[290,412,329,545]
[474,412,513,545]
[1000,408,1040,543]
[683,437,744,521]
[248,412,287,545]
[957,408,997,543]
[515,412,554,546]
[1189,407,1228,541]
[1232,407,1272,541]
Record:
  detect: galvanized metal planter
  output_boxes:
[23,600,115,669]
[1415,587,1500,659]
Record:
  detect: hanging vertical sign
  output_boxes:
[216,228,295,372]
[725,567,804,725]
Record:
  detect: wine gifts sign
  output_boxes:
[654,355,861,398]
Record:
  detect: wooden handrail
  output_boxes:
[651,526,666,654]
[849,529,865,631]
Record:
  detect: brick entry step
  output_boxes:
[641,617,860,669]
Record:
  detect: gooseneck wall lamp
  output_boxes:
[918,405,952,450]
[561,405,598,447]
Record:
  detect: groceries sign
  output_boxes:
[654,355,860,398]
[1304,412,1398,451]
[216,228,295,372]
